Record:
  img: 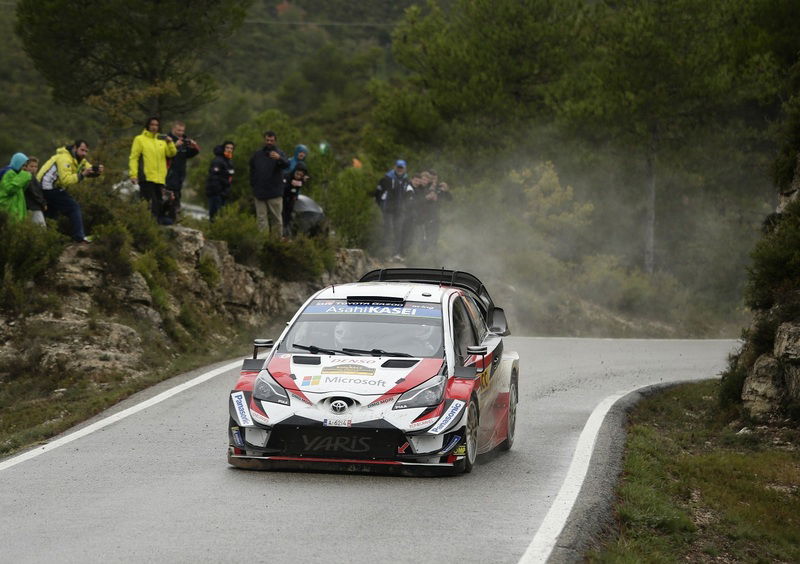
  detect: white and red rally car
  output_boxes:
[227,268,519,474]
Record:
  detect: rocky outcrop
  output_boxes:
[742,322,800,421]
[0,226,375,385]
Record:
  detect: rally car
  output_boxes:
[227,268,519,474]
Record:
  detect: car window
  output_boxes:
[452,297,478,365]
[463,295,488,342]
[277,299,444,358]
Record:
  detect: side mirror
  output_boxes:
[489,307,511,336]
[466,345,488,373]
[253,338,274,359]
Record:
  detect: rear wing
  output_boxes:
[358,268,509,334]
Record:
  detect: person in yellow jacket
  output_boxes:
[128,116,177,220]
[38,140,104,242]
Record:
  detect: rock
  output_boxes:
[54,245,104,291]
[742,354,785,420]
[774,322,800,362]
[782,364,800,404]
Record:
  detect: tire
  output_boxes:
[454,399,480,474]
[499,376,518,451]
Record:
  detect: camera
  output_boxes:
[157,134,169,141]
[91,164,100,174]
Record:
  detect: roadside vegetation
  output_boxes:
[587,380,800,562]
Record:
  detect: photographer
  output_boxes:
[37,140,104,242]
[128,116,177,219]
[165,121,200,212]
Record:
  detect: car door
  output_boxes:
[452,295,503,449]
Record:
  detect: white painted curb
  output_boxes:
[0,358,243,472]
[518,388,635,564]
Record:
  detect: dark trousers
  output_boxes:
[43,189,85,241]
[383,209,407,255]
[139,181,164,218]
[282,195,297,236]
[208,194,226,221]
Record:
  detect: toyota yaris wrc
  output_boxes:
[227,268,519,474]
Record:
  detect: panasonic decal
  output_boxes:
[429,400,465,434]
[231,391,253,426]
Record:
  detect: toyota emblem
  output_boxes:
[331,400,348,414]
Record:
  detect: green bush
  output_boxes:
[92,222,133,278]
[320,167,380,249]
[719,353,748,408]
[0,213,66,312]
[746,200,800,310]
[206,202,265,265]
[260,234,335,281]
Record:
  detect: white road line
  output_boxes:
[0,358,244,472]
[518,389,633,564]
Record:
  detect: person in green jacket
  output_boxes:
[0,153,31,222]
[128,116,177,221]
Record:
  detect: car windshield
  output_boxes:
[277,299,444,358]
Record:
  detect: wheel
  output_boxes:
[499,376,518,451]
[454,399,479,474]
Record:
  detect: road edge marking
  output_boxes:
[518,388,634,564]
[0,358,243,472]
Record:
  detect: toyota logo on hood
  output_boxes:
[330,400,349,414]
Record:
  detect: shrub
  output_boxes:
[746,199,800,310]
[0,214,66,312]
[92,222,133,278]
[260,234,335,281]
[319,167,380,249]
[206,202,264,266]
[719,353,748,409]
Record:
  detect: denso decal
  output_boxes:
[323,418,352,427]
[328,357,378,365]
[321,363,376,376]
[301,435,372,453]
[429,400,465,434]
[231,391,253,426]
[291,392,312,404]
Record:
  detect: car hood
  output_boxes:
[267,354,444,397]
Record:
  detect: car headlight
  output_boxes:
[253,370,290,406]
[393,374,446,410]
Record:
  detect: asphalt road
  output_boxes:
[0,337,736,564]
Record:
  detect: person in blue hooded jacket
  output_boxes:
[286,144,309,177]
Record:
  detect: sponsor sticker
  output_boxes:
[291,392,312,405]
[366,397,395,409]
[231,391,253,426]
[302,435,372,453]
[231,427,244,448]
[321,364,376,376]
[453,445,466,456]
[429,400,465,434]
[323,418,352,427]
[301,375,321,387]
[303,301,441,318]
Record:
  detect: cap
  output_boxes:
[395,159,407,168]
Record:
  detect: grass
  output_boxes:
[0,318,287,457]
[587,380,800,562]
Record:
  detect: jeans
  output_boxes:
[43,189,85,240]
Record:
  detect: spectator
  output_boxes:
[423,169,452,247]
[23,157,47,226]
[0,152,31,222]
[38,140,103,242]
[375,159,411,259]
[286,144,309,177]
[206,140,235,221]
[283,161,310,237]
[165,120,200,213]
[249,130,289,236]
[128,116,177,221]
